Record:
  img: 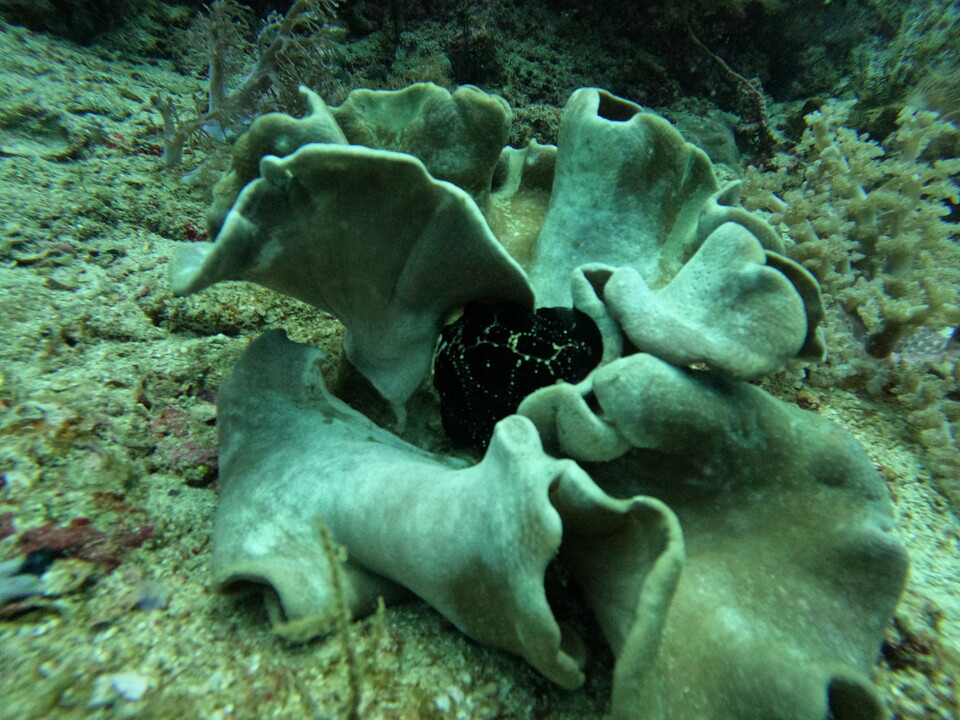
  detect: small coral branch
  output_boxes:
[149,94,200,167]
[151,0,337,167]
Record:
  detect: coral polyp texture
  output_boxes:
[171,83,908,720]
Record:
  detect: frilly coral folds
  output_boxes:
[172,83,907,720]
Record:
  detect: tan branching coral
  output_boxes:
[744,100,960,359]
[743,100,960,498]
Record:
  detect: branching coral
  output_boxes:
[894,360,960,503]
[743,99,960,502]
[744,100,960,359]
[150,0,339,167]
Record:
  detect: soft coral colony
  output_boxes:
[172,83,909,720]
[744,100,960,498]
